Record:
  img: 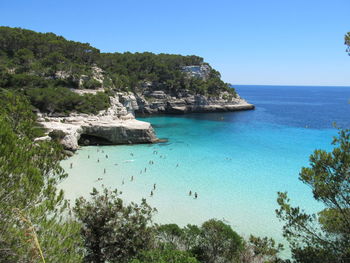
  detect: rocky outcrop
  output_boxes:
[181,64,211,80]
[38,94,158,151]
[40,65,254,151]
[119,91,254,115]
[39,117,157,151]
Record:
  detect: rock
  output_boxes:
[129,91,254,115]
[181,64,211,80]
[64,150,75,157]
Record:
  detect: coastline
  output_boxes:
[37,91,255,152]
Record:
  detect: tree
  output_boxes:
[74,187,156,263]
[240,235,284,263]
[129,249,200,263]
[276,129,350,263]
[345,32,350,55]
[0,90,82,262]
[195,219,243,263]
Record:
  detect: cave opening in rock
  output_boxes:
[78,134,113,146]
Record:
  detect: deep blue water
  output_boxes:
[235,85,350,129]
[62,85,350,257]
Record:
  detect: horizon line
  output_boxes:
[231,84,350,88]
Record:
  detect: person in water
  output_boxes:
[189,190,192,196]
[131,176,134,181]
[194,192,198,199]
[88,155,90,159]
[104,168,106,174]
[105,154,108,159]
[153,184,156,190]
[97,159,99,163]
[150,191,153,197]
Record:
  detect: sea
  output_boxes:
[61,85,350,255]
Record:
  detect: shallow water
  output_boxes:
[61,85,350,254]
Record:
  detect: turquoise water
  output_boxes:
[61,85,350,252]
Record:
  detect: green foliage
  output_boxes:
[129,249,200,263]
[0,26,236,115]
[197,219,243,263]
[82,78,101,89]
[26,87,110,114]
[0,90,82,262]
[242,235,284,263]
[49,129,67,141]
[155,220,244,263]
[345,32,350,55]
[74,187,156,263]
[276,129,350,263]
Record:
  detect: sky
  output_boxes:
[1,0,349,86]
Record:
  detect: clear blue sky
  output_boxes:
[1,0,349,86]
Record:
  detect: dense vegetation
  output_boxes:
[0,26,235,115]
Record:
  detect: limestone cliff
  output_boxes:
[37,93,158,151]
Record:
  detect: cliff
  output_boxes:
[37,94,158,151]
[0,27,255,151]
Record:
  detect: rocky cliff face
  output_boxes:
[37,65,254,151]
[37,93,158,151]
[117,90,254,115]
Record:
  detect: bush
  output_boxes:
[130,249,200,263]
[74,188,156,263]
